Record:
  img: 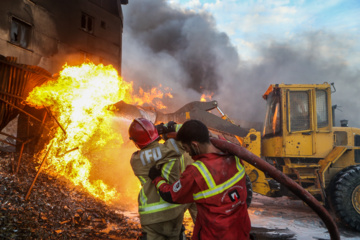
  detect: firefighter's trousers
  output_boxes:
[142,213,184,240]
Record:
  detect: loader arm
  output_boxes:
[156,100,249,138]
[113,100,250,139]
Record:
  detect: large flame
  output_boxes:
[26,62,168,203]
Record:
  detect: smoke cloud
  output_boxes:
[122,0,360,127]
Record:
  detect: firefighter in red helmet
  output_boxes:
[128,118,187,240]
[129,118,160,149]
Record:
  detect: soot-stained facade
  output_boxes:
[0,0,128,74]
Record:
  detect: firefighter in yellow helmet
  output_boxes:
[128,118,187,240]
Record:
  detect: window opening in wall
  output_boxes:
[101,20,106,29]
[10,17,31,48]
[81,13,94,33]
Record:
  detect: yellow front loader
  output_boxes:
[242,82,360,232]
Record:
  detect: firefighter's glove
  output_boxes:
[155,123,167,135]
[148,164,162,181]
[155,121,177,135]
[166,121,177,133]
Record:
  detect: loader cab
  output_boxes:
[262,83,333,158]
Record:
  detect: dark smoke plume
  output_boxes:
[122,0,360,127]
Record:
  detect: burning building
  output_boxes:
[0,0,129,145]
[0,0,134,201]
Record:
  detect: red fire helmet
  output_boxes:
[128,118,159,149]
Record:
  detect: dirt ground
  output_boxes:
[1,151,359,240]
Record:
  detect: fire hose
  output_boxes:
[210,138,340,240]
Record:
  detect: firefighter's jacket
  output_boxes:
[153,152,251,240]
[130,138,186,225]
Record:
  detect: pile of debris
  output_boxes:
[0,152,141,239]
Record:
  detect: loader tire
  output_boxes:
[246,174,253,208]
[328,165,360,231]
[325,166,351,209]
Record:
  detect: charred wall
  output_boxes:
[0,0,126,75]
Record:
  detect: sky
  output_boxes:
[169,0,360,65]
[121,0,360,127]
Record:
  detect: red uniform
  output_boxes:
[153,152,251,240]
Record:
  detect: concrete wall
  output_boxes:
[0,0,125,75]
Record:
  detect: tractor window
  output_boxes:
[355,135,360,163]
[263,92,281,137]
[355,150,360,163]
[316,90,328,128]
[288,91,310,132]
[355,135,360,146]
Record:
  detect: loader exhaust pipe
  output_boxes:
[210,138,340,240]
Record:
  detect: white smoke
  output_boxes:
[121,0,360,127]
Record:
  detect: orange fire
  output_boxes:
[130,84,172,110]
[200,92,214,102]
[26,62,169,203]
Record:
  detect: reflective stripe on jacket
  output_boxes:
[192,157,245,200]
[130,139,186,225]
